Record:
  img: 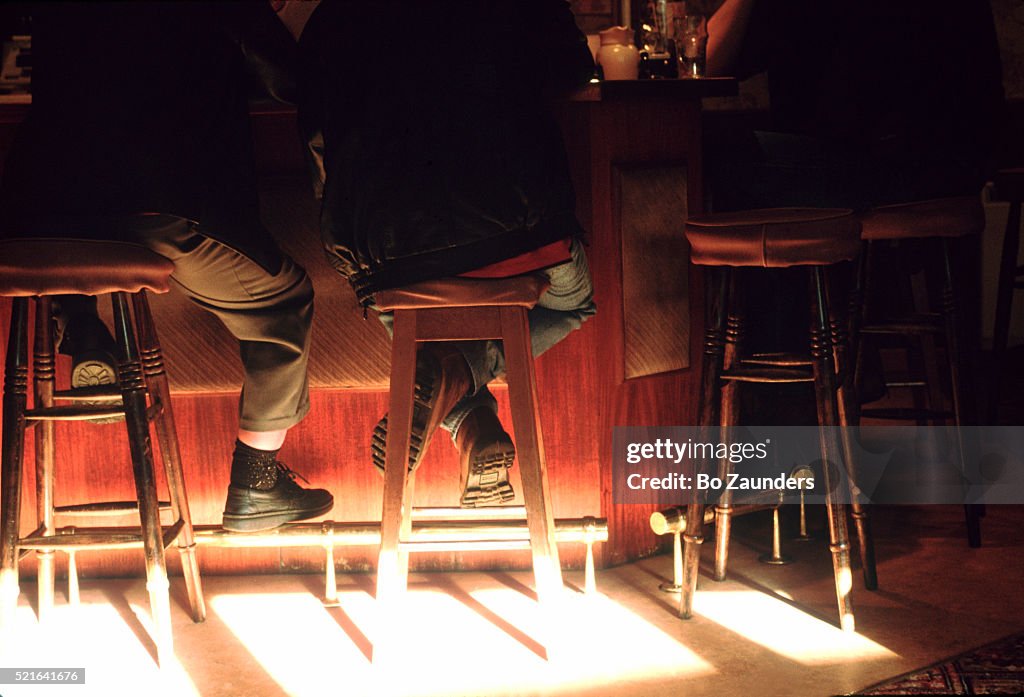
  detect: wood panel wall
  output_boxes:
[2,83,732,581]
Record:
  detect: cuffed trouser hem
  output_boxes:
[239,395,311,433]
[133,215,314,431]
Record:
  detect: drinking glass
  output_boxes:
[676,14,707,78]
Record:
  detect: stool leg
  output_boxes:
[132,292,205,623]
[398,472,415,584]
[991,200,1021,424]
[111,293,173,664]
[377,309,418,617]
[939,240,982,548]
[1,298,29,631]
[500,306,563,605]
[851,241,868,399]
[33,298,57,618]
[830,278,877,591]
[911,263,946,426]
[810,268,855,632]
[680,267,728,620]
[714,269,741,582]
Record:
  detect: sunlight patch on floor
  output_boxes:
[4,600,201,697]
[694,590,897,665]
[210,582,714,697]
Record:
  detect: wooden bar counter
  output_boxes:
[0,78,736,579]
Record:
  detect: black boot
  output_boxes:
[456,407,516,507]
[370,345,473,475]
[222,441,334,532]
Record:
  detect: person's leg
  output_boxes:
[443,237,597,435]
[370,238,595,505]
[130,215,332,531]
[449,238,597,505]
[373,237,596,440]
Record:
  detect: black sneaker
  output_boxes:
[222,462,334,533]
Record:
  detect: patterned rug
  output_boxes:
[854,631,1024,695]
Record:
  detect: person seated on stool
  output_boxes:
[0,1,332,532]
[290,0,597,506]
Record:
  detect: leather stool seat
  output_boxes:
[375,275,549,310]
[685,208,859,267]
[859,196,984,240]
[0,238,174,296]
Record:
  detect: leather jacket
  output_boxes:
[297,0,594,303]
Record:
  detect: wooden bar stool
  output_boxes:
[990,169,1024,423]
[0,238,205,664]
[682,208,871,632]
[373,275,562,647]
[855,196,986,547]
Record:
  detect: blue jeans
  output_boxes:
[377,238,596,439]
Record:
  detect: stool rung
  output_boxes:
[54,386,123,402]
[25,405,126,421]
[744,352,812,367]
[860,319,942,335]
[20,531,143,550]
[24,402,162,423]
[860,407,953,421]
[55,500,173,517]
[722,367,813,383]
[399,539,535,553]
[412,506,526,519]
[16,525,47,560]
[885,380,927,388]
[19,519,185,551]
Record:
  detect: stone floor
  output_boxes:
[4,503,1023,697]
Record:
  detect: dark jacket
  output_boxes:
[297,0,594,303]
[0,2,297,274]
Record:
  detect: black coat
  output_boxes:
[298,0,594,303]
[0,2,297,274]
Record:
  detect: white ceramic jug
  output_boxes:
[597,26,640,81]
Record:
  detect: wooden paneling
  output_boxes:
[616,163,691,379]
[556,93,709,565]
[1,81,734,578]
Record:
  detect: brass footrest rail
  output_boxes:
[650,501,779,593]
[192,515,608,601]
